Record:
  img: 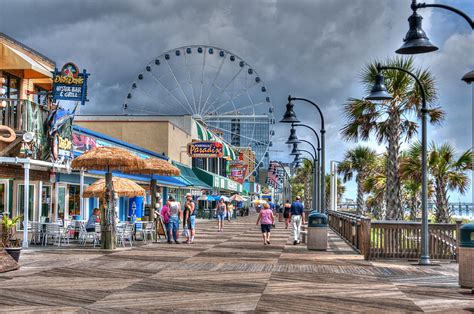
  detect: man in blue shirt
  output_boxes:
[289,196,305,245]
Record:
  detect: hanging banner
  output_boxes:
[52,62,89,105]
[187,141,223,158]
[228,162,247,184]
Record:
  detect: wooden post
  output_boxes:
[455,219,462,263]
[361,217,371,260]
[102,172,116,249]
[150,178,157,241]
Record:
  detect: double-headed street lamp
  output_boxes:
[286,124,321,211]
[396,0,473,55]
[366,63,431,266]
[281,95,326,212]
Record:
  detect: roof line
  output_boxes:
[0,32,56,66]
[72,125,168,160]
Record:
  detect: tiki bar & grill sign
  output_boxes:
[52,62,90,105]
[188,141,223,158]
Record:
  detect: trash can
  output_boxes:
[307,212,328,251]
[459,222,474,291]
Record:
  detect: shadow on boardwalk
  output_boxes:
[0,215,472,312]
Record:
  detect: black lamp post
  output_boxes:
[397,0,473,54]
[366,63,430,266]
[286,126,320,211]
[290,123,322,211]
[281,95,326,212]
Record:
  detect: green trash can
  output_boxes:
[459,222,474,290]
[307,212,328,251]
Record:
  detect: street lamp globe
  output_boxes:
[366,72,393,101]
[280,96,300,123]
[461,70,474,84]
[396,11,438,54]
[289,143,300,156]
[286,126,300,144]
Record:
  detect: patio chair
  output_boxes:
[117,223,133,247]
[142,221,155,242]
[82,223,100,247]
[43,224,63,246]
[30,222,43,245]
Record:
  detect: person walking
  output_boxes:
[290,196,305,245]
[256,203,274,245]
[160,200,171,244]
[184,193,196,244]
[283,200,291,229]
[168,196,182,244]
[216,197,227,232]
[227,202,234,222]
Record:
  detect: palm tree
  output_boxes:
[428,143,472,223]
[290,159,313,209]
[338,146,377,214]
[400,141,472,222]
[364,155,387,220]
[341,56,444,220]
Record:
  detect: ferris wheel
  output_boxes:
[123,45,275,179]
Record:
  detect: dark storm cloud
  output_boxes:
[1,0,472,200]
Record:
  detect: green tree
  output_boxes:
[400,141,472,222]
[363,154,386,220]
[290,159,313,209]
[338,146,377,214]
[428,143,472,223]
[341,56,443,220]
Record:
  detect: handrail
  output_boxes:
[1,98,49,132]
[327,210,461,261]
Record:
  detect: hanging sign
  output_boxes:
[52,62,90,105]
[187,141,223,158]
[228,162,247,184]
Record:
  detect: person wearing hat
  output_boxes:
[215,197,227,232]
[289,195,305,245]
[184,193,196,244]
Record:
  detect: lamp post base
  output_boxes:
[418,256,431,266]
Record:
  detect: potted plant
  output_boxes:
[1,215,22,262]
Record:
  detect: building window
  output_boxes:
[0,181,9,215]
[0,72,20,99]
[33,85,48,105]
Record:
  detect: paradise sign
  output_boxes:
[188,141,223,158]
[52,62,90,105]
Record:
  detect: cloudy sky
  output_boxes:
[1,0,472,202]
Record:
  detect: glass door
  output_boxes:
[17,184,35,228]
[41,185,52,221]
[57,186,67,221]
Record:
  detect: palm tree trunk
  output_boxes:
[385,112,402,220]
[356,174,364,215]
[435,178,450,223]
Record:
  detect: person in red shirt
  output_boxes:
[161,200,171,244]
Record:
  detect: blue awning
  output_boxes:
[88,170,189,188]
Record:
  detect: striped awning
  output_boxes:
[195,121,237,160]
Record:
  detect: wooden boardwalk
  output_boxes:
[0,215,473,312]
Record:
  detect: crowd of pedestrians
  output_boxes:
[156,193,306,246]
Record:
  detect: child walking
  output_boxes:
[256,203,274,245]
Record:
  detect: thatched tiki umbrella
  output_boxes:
[126,158,180,224]
[83,177,146,198]
[71,147,145,249]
